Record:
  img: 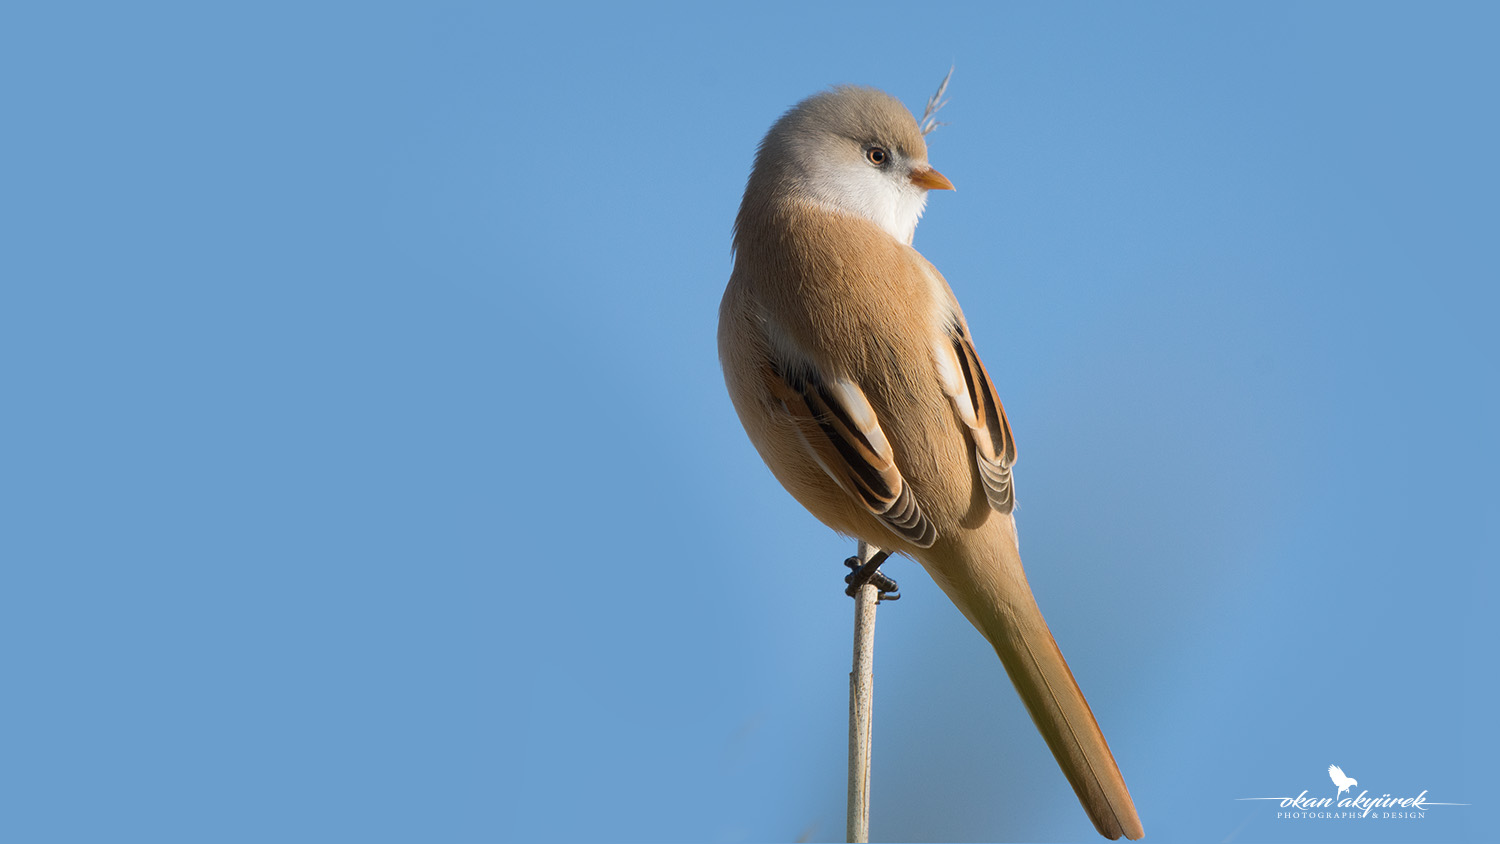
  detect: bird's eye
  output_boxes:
[866,147,888,166]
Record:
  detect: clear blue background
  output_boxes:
[3,3,1495,842]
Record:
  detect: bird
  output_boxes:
[1329,765,1357,798]
[717,82,1144,841]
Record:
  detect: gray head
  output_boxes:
[740,86,954,245]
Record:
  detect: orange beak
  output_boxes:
[909,166,955,191]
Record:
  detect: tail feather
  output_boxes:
[925,522,1144,840]
[991,595,1143,839]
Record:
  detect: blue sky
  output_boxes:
[3,2,1496,842]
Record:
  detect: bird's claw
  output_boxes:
[844,554,899,601]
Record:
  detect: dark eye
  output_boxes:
[866,146,888,166]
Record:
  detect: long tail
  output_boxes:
[925,520,1144,840]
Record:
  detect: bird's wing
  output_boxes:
[1329,765,1345,782]
[933,323,1017,513]
[766,359,937,548]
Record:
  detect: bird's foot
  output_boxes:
[844,551,899,601]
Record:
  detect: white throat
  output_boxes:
[802,163,930,245]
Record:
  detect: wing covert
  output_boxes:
[933,323,1018,514]
[766,359,937,548]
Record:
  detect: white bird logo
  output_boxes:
[1328,764,1358,797]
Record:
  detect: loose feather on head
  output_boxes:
[919,66,954,136]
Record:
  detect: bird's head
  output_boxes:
[744,86,954,246]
